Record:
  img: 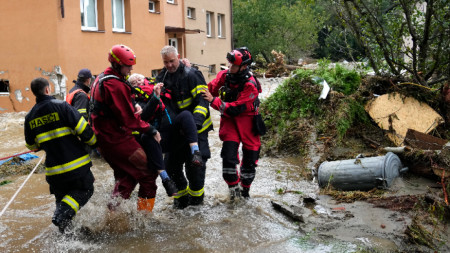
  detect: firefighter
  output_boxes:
[24,77,97,233]
[66,68,92,119]
[202,47,262,199]
[156,45,213,209]
[89,44,159,212]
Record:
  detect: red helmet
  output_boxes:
[226,47,252,66]
[108,44,136,66]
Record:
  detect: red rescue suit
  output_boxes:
[208,69,261,189]
[90,67,158,200]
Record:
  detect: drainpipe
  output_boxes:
[230,0,234,50]
[60,0,65,18]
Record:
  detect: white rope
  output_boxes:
[0,155,44,218]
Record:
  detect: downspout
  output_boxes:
[60,0,65,18]
[230,0,234,50]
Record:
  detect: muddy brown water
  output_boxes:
[0,79,445,252]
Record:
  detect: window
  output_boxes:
[217,14,225,38]
[111,0,125,32]
[151,69,161,77]
[149,0,160,13]
[80,0,98,31]
[187,7,195,19]
[209,64,216,75]
[169,38,178,51]
[149,1,155,12]
[167,0,175,4]
[206,12,211,37]
[0,80,9,95]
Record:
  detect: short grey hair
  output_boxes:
[161,45,178,56]
[128,73,145,85]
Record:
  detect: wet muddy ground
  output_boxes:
[0,79,449,252]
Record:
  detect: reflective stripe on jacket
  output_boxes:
[24,95,97,184]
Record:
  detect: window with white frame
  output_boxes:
[80,0,98,30]
[167,0,174,4]
[206,12,211,37]
[187,7,195,19]
[111,0,125,32]
[217,14,225,38]
[149,1,155,12]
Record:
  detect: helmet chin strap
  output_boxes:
[227,66,250,84]
[111,62,123,76]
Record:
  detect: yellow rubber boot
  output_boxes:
[137,197,155,212]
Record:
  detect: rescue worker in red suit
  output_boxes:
[66,68,92,120]
[156,45,212,209]
[202,47,261,199]
[90,45,159,212]
[25,77,97,233]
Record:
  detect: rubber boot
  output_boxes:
[229,185,241,200]
[52,202,76,233]
[241,186,250,199]
[188,194,204,206]
[173,194,189,209]
[137,197,155,212]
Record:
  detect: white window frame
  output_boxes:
[111,0,125,32]
[167,0,174,4]
[187,7,192,18]
[206,12,211,37]
[217,14,223,38]
[149,1,155,13]
[80,0,98,31]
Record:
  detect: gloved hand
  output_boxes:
[196,122,203,130]
[225,104,246,117]
[147,125,158,136]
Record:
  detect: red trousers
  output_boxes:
[98,135,158,199]
[219,114,260,188]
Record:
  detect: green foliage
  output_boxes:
[233,0,325,63]
[316,59,361,95]
[335,98,369,139]
[333,0,449,86]
[261,62,368,154]
[0,180,12,186]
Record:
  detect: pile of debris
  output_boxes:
[265,50,288,77]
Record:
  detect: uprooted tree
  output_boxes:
[332,0,449,86]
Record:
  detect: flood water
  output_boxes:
[0,79,361,252]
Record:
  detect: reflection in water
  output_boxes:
[0,79,359,252]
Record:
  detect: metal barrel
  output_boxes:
[317,152,403,191]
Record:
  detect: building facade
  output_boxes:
[0,0,232,113]
[0,0,166,112]
[184,0,233,82]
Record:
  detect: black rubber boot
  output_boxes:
[229,185,241,200]
[173,195,189,209]
[162,178,178,197]
[241,186,250,199]
[52,203,75,233]
[188,194,204,206]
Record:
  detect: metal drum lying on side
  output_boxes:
[317,152,407,191]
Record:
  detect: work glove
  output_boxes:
[147,125,158,136]
[225,104,246,117]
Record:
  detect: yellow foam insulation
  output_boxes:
[365,93,444,146]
